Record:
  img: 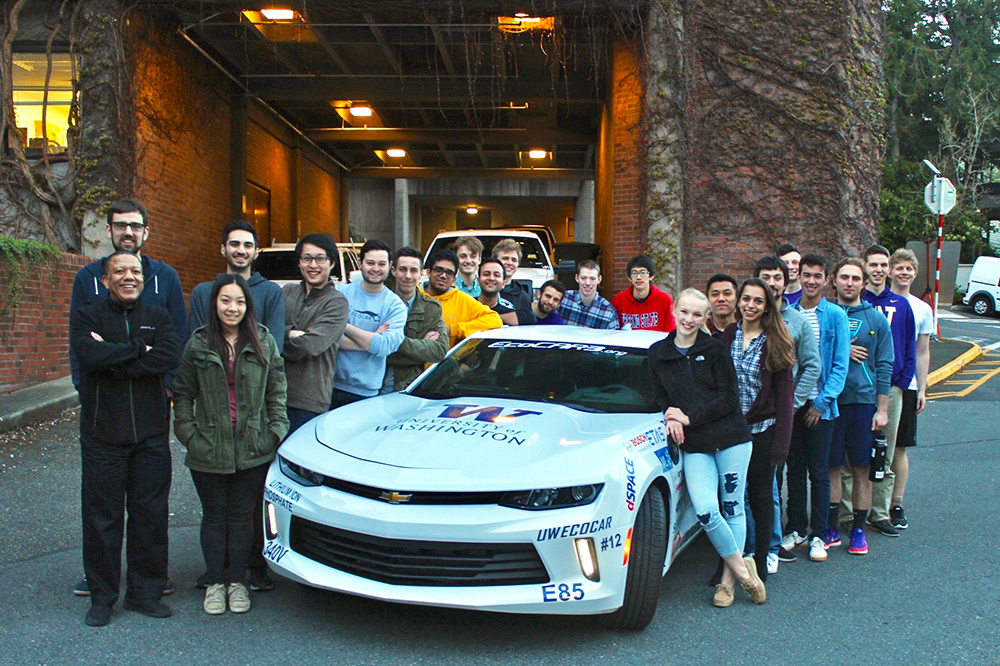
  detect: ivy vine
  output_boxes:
[0,236,60,336]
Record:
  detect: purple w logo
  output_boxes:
[438,404,542,422]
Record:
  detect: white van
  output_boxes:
[962,256,1000,316]
[253,242,363,288]
[424,229,555,299]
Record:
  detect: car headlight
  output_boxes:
[499,484,603,510]
[279,455,324,487]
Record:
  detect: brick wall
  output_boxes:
[0,253,88,394]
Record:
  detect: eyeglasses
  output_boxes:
[111,222,146,233]
[299,255,330,265]
[629,269,650,278]
[430,266,457,278]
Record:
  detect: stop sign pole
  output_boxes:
[923,160,957,338]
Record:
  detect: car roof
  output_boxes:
[432,229,542,240]
[259,242,362,252]
[465,325,668,350]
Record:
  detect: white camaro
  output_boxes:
[264,326,701,630]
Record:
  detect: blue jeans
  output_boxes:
[786,409,835,539]
[330,388,367,410]
[286,407,322,437]
[683,442,752,559]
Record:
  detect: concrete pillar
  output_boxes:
[394,179,410,249]
[574,180,595,243]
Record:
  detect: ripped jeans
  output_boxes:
[683,441,753,559]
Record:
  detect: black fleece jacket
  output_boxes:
[647,329,752,454]
[72,298,180,444]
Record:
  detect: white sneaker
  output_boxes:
[766,552,779,575]
[780,531,807,551]
[809,536,828,562]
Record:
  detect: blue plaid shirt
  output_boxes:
[730,326,774,434]
[557,290,620,329]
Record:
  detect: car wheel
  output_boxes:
[600,486,667,630]
[971,295,995,317]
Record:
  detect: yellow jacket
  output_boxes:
[422,287,502,348]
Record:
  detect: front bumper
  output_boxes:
[262,462,631,615]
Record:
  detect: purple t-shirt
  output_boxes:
[862,287,916,389]
[535,311,565,325]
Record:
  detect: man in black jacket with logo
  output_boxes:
[71,250,180,626]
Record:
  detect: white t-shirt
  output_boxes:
[906,294,934,390]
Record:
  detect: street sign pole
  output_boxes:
[923,166,956,339]
[934,206,944,339]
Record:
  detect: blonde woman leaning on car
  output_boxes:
[646,288,766,607]
[173,274,288,616]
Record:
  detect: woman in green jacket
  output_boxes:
[173,274,288,616]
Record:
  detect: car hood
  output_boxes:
[282,394,653,490]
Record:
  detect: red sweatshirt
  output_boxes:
[611,285,675,332]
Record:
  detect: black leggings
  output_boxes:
[191,463,269,586]
[746,426,776,582]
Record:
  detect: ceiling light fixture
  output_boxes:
[466,206,479,215]
[528,149,548,159]
[260,8,295,21]
[386,148,406,158]
[349,104,372,117]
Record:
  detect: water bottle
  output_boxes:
[869,430,887,482]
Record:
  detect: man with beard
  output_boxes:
[530,280,567,325]
[189,220,285,353]
[384,246,448,392]
[476,258,520,321]
[69,198,187,599]
[332,239,407,407]
[422,249,501,348]
[72,250,180,625]
[706,274,739,335]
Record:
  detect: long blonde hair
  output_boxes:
[675,288,711,334]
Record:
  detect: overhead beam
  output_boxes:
[362,11,404,75]
[348,167,593,180]
[248,77,600,103]
[304,127,594,143]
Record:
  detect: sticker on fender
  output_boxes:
[542,583,585,602]
[263,540,289,564]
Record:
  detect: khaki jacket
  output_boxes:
[386,291,448,391]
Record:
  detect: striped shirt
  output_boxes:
[799,305,821,399]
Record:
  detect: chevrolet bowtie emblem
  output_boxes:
[379,491,412,504]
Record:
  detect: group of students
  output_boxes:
[647,243,930,607]
[68,197,928,624]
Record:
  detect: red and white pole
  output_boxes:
[933,210,944,339]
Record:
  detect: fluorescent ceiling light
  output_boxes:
[386,148,406,158]
[466,206,479,215]
[261,9,295,20]
[528,149,548,159]
[349,104,372,117]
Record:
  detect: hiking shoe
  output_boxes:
[777,546,797,563]
[713,584,734,608]
[868,518,901,537]
[890,505,909,530]
[85,604,111,627]
[740,557,767,604]
[780,531,807,551]
[848,528,868,555]
[766,552,779,575]
[228,583,251,614]
[203,584,226,615]
[808,536,828,562]
[122,599,173,618]
[248,569,275,592]
[822,525,842,548]
[74,578,90,597]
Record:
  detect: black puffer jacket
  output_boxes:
[647,329,752,454]
[72,298,180,444]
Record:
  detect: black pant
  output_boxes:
[191,464,269,586]
[81,433,171,607]
[746,427,776,582]
[786,409,834,539]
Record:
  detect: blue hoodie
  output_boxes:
[862,286,916,390]
[794,297,850,420]
[837,301,893,405]
[69,254,187,389]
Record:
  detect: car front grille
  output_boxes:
[289,516,549,587]
[319,475,506,505]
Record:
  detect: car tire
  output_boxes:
[600,486,667,630]
[971,294,995,317]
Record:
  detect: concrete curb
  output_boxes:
[0,376,78,434]
[928,340,983,387]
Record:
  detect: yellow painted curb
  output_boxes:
[928,340,984,387]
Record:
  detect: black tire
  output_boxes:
[971,294,994,317]
[600,486,668,630]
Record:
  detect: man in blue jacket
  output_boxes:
[68,198,187,598]
[828,258,892,556]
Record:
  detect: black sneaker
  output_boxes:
[85,604,111,627]
[73,578,90,597]
[123,599,173,618]
[867,518,901,537]
[890,505,909,529]
[248,568,275,592]
[777,546,797,563]
[163,577,175,596]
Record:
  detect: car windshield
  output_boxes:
[410,338,659,414]
[427,236,550,269]
[254,250,344,282]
